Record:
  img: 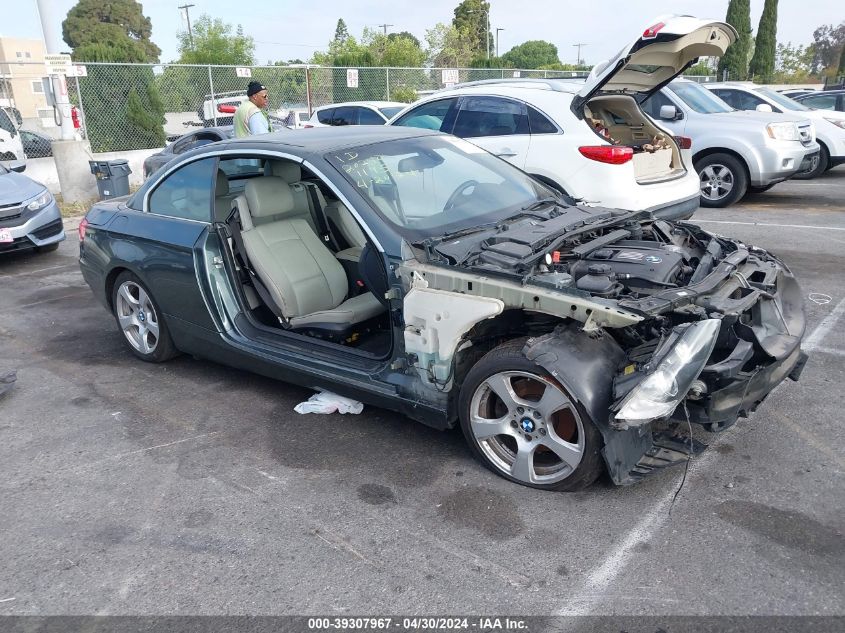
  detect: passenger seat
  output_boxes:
[237,177,385,332]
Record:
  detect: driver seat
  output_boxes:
[238,178,385,332]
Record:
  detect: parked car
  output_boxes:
[0,160,64,254]
[641,80,819,206]
[78,126,807,491]
[0,107,25,162]
[142,127,234,179]
[282,108,312,129]
[389,16,745,219]
[306,101,407,127]
[793,89,845,113]
[778,88,816,98]
[20,129,53,158]
[705,83,845,178]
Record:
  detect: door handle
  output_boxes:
[495,151,517,157]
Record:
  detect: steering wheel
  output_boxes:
[443,180,479,211]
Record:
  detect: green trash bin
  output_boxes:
[89,159,132,199]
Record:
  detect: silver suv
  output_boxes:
[642,79,819,207]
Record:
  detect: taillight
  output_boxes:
[578,145,634,165]
[303,124,314,128]
[642,22,665,39]
[674,136,692,149]
[217,104,237,113]
[78,217,89,242]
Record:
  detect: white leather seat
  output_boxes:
[325,200,367,250]
[238,177,385,330]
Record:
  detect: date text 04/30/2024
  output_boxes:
[306,617,528,630]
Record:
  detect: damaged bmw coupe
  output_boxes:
[79,125,806,491]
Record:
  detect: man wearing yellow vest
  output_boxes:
[234,81,272,137]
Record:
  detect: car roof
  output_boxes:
[218,126,442,154]
[314,101,406,110]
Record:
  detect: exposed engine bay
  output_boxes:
[401,204,807,484]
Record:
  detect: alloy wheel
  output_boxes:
[468,371,585,485]
[700,164,734,201]
[115,280,160,355]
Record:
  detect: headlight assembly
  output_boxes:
[26,191,53,212]
[766,122,800,141]
[823,117,845,130]
[615,319,721,427]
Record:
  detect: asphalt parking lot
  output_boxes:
[1,169,843,617]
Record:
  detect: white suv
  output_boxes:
[305,101,407,128]
[389,16,738,219]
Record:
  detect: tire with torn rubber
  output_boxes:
[111,270,177,363]
[695,152,748,208]
[458,338,604,491]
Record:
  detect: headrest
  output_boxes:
[245,177,295,219]
[268,160,301,183]
[215,171,229,196]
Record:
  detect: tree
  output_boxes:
[501,40,560,70]
[774,42,814,82]
[334,19,350,45]
[389,32,421,49]
[62,0,164,151]
[717,0,752,80]
[362,29,426,67]
[177,15,255,65]
[452,0,492,60]
[426,23,477,67]
[748,0,778,82]
[62,0,160,62]
[810,22,845,74]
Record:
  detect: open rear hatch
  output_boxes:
[572,15,737,114]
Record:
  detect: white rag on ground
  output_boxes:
[294,390,364,415]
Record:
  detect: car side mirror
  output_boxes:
[659,105,680,120]
[8,160,26,173]
[756,103,773,113]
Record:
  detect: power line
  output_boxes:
[378,24,394,36]
[572,42,588,65]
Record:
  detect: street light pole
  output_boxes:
[35,0,74,141]
[496,27,504,58]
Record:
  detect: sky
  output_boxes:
[2,0,840,65]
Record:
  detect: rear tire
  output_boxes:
[111,271,177,363]
[458,339,604,491]
[793,144,829,180]
[695,153,748,208]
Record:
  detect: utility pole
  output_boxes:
[378,24,393,36]
[572,42,588,65]
[496,28,504,59]
[486,9,490,60]
[179,4,196,48]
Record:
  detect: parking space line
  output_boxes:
[0,290,89,314]
[0,263,77,278]
[556,297,845,616]
[694,220,845,232]
[814,346,845,357]
[804,296,845,351]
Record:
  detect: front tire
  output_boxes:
[695,153,748,208]
[793,144,829,180]
[111,271,177,363]
[458,340,604,491]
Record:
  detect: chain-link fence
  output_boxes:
[2,61,717,154]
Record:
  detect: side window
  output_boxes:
[0,108,16,135]
[332,107,355,126]
[316,108,334,124]
[802,94,837,110]
[738,91,772,111]
[148,157,216,222]
[358,107,385,125]
[452,97,529,138]
[391,98,458,132]
[528,106,558,134]
[641,91,675,118]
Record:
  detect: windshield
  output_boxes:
[379,106,404,119]
[756,87,811,111]
[327,135,554,239]
[669,82,733,113]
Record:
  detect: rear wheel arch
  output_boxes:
[104,266,131,311]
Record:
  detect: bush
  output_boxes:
[391,85,418,103]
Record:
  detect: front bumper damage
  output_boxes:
[524,246,807,485]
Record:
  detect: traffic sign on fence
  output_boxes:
[236,67,252,78]
[346,68,359,88]
[66,64,87,77]
[441,69,459,84]
[44,54,72,76]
